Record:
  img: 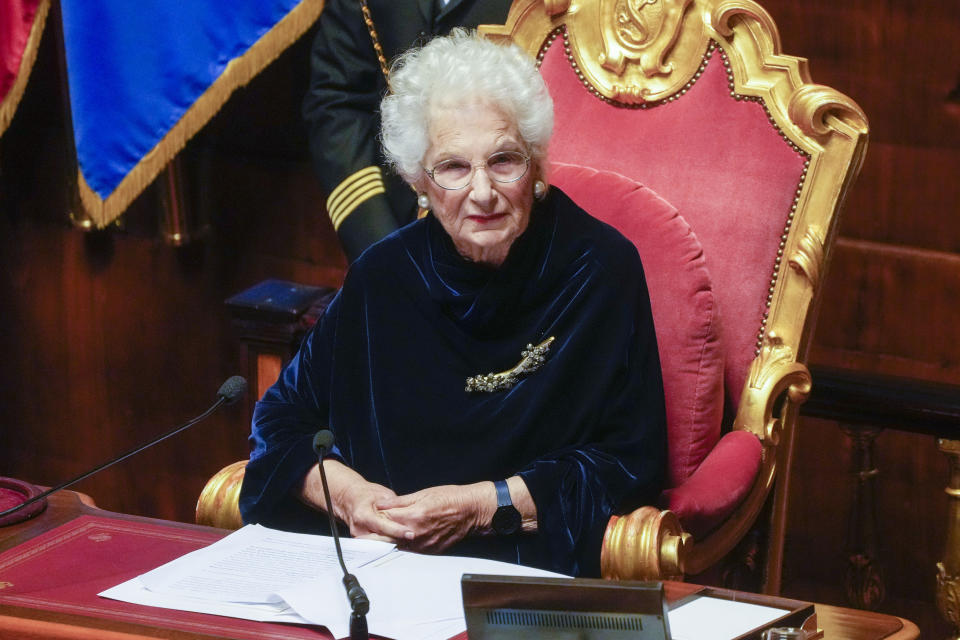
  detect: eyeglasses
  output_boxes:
[424,150,531,191]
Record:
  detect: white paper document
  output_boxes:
[134,524,393,604]
[100,524,563,640]
[280,549,562,640]
[667,595,790,640]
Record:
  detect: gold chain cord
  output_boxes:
[359,0,391,88]
[360,0,429,216]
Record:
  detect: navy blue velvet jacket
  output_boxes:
[239,188,666,577]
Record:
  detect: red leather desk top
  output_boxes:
[0,514,337,639]
[0,493,916,640]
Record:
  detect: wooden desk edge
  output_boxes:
[1,492,923,640]
[890,616,920,640]
[0,613,183,640]
[0,491,225,554]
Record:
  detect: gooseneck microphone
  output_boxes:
[0,376,248,524]
[312,429,370,640]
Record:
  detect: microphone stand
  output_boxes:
[313,431,369,640]
[0,376,247,523]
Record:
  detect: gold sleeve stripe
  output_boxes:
[330,183,386,230]
[326,166,386,230]
[327,166,381,210]
[328,173,382,220]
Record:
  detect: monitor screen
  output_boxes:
[462,574,670,640]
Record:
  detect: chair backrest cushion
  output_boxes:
[541,38,809,411]
[550,163,723,488]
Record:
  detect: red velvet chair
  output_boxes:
[480,0,868,592]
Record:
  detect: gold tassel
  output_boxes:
[158,155,209,246]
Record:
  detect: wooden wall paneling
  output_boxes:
[759,1,960,149]
[751,2,959,637]
[194,151,346,292]
[256,354,284,403]
[0,22,345,525]
[0,217,251,523]
[813,239,960,382]
[840,144,960,253]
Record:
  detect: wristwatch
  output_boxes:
[491,479,522,535]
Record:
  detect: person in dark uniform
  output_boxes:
[303,0,514,262]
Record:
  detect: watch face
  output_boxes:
[492,505,521,535]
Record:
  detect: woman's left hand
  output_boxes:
[375,483,496,553]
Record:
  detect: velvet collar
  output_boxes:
[419,194,557,335]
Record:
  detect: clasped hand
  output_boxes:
[339,481,494,553]
[304,461,523,553]
[375,483,495,553]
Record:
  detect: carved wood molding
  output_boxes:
[601,506,690,580]
[739,332,812,444]
[789,225,825,292]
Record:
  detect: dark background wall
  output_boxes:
[1,2,957,636]
[762,2,960,636]
[0,17,343,523]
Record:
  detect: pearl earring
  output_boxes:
[534,180,546,200]
[417,193,430,209]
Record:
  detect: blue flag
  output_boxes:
[60,0,324,227]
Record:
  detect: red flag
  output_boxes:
[0,0,50,136]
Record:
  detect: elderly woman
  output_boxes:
[239,30,666,577]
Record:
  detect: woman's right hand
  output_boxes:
[336,477,413,541]
[299,460,413,543]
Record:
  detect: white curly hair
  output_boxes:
[380,28,554,183]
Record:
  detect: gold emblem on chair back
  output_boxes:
[597,0,694,82]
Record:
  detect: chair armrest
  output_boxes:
[601,431,761,580]
[602,507,691,580]
[196,460,247,529]
[662,430,763,538]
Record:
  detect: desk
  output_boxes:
[0,492,919,640]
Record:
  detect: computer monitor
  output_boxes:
[462,574,670,640]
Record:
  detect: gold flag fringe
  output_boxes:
[76,0,326,228]
[0,0,51,137]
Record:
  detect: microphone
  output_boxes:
[0,376,248,525]
[216,375,248,405]
[312,429,370,640]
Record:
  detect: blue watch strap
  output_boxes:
[494,479,512,508]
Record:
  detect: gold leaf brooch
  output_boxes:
[465,336,555,393]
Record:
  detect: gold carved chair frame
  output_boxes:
[479,0,868,591]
